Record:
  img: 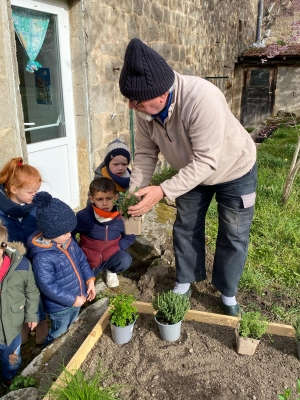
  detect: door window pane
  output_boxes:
[14,7,65,144]
[249,70,270,87]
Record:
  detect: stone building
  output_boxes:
[0,0,258,208]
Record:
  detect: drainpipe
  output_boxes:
[130,109,135,162]
[253,0,265,47]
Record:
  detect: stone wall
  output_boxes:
[1,0,258,206]
[267,12,300,43]
[274,66,300,115]
[0,0,26,169]
[72,0,258,201]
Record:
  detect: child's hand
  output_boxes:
[86,281,96,301]
[73,295,87,307]
[28,322,38,330]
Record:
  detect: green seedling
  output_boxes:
[9,375,36,392]
[152,290,190,325]
[109,294,138,327]
[113,188,140,219]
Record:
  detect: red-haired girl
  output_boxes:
[0,157,47,345]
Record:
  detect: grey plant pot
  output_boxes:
[155,316,182,342]
[110,320,135,345]
[296,336,300,360]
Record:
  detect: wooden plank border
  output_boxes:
[43,301,295,399]
[134,302,295,337]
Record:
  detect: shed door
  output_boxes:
[12,0,79,208]
[241,67,276,126]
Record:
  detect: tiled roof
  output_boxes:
[242,43,300,57]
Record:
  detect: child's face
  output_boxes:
[52,232,71,245]
[10,183,41,204]
[89,190,118,212]
[108,155,128,177]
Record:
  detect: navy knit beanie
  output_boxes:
[104,138,130,167]
[119,38,175,101]
[33,192,77,239]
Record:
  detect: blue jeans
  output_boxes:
[0,333,21,381]
[92,250,132,277]
[44,306,80,347]
[174,163,257,297]
[38,298,46,321]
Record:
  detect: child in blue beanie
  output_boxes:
[27,192,96,347]
[94,138,131,193]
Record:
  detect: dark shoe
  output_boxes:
[220,298,241,316]
[35,319,49,345]
[21,322,30,345]
[1,380,11,389]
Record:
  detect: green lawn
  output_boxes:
[206,126,300,322]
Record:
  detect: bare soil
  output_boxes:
[82,314,299,400]
[80,237,300,400]
[2,234,299,399]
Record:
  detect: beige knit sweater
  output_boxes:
[129,72,256,201]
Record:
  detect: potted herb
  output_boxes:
[114,188,142,235]
[292,316,300,360]
[109,294,138,344]
[152,290,190,342]
[235,311,268,355]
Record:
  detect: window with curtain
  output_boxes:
[12,6,50,73]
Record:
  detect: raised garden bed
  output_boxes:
[43,302,298,400]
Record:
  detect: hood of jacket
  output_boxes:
[0,184,35,218]
[5,241,27,257]
[26,231,61,259]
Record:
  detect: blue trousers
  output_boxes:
[44,306,80,347]
[0,333,21,381]
[173,163,257,297]
[92,250,132,277]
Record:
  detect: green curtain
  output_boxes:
[12,6,50,73]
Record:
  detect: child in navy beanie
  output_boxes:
[94,138,131,193]
[27,191,96,347]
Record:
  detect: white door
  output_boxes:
[12,0,79,209]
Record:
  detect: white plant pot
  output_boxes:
[155,316,182,342]
[110,320,135,345]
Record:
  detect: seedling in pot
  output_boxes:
[113,188,140,219]
[152,290,190,325]
[109,294,138,327]
[238,311,268,340]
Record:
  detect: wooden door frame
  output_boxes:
[241,66,278,126]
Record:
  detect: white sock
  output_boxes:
[221,294,237,306]
[173,282,190,294]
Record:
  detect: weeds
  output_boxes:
[47,361,125,400]
[278,379,300,400]
[150,166,177,186]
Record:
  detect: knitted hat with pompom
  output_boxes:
[104,138,130,168]
[33,192,77,239]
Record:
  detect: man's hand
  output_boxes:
[128,186,164,216]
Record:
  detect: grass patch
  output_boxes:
[47,360,126,399]
[205,126,300,321]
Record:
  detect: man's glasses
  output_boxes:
[129,99,143,108]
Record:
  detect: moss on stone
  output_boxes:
[155,203,176,224]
